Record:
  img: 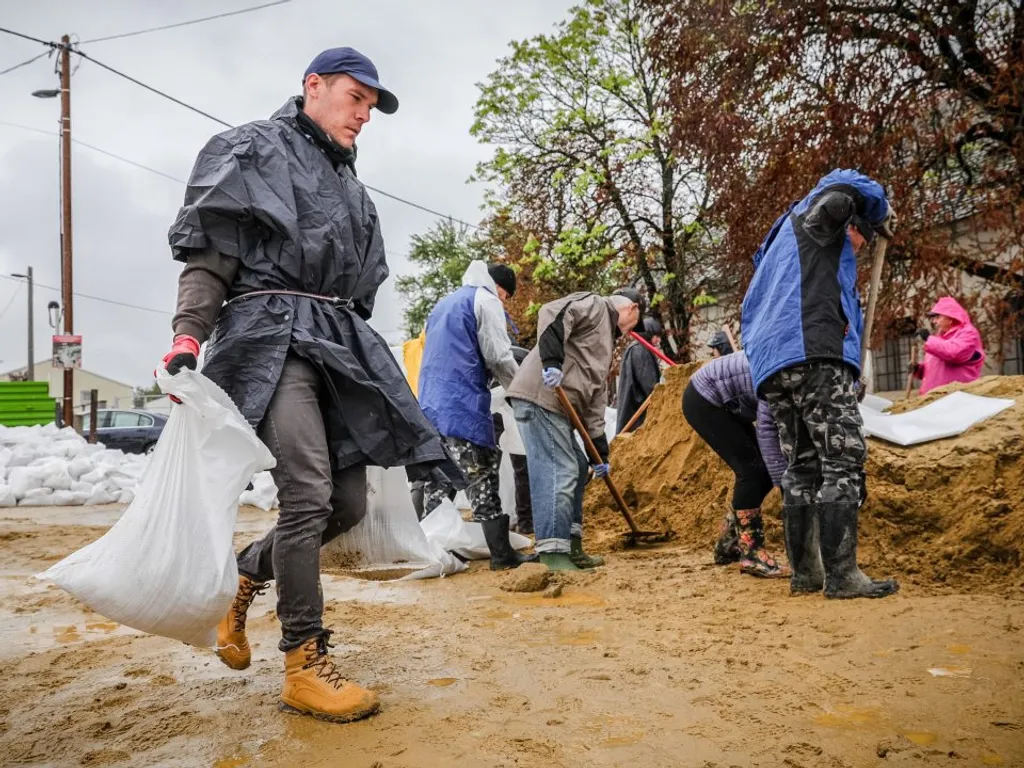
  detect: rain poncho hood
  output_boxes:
[741,169,891,390]
[168,97,464,487]
[918,296,985,394]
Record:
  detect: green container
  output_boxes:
[0,381,56,427]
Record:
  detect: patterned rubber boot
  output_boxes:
[713,510,741,565]
[735,508,787,578]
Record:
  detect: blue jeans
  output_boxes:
[509,398,588,553]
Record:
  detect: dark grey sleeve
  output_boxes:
[171,247,240,343]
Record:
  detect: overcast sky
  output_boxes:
[0,0,573,388]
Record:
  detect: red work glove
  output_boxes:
[160,335,200,403]
[162,335,200,374]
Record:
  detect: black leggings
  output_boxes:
[682,381,774,510]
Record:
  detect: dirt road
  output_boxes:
[2,504,1022,767]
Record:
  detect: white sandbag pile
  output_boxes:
[0,424,148,508]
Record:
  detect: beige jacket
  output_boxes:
[506,292,619,456]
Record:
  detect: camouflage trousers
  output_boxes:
[423,436,503,523]
[760,361,866,507]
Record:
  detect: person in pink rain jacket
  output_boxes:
[909,296,986,395]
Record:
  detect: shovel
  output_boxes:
[554,385,668,546]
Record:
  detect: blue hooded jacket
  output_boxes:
[741,169,891,391]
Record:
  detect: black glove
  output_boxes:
[914,328,930,342]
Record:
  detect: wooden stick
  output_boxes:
[904,343,919,400]
[722,324,740,353]
[860,235,891,367]
[617,392,654,436]
[554,385,642,536]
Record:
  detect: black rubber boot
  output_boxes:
[482,514,538,571]
[784,504,825,595]
[819,501,899,600]
[713,510,741,565]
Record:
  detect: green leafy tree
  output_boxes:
[396,220,483,337]
[471,0,721,359]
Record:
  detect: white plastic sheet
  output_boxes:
[860,391,1015,446]
[39,370,276,647]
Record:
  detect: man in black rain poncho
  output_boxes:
[614,317,663,434]
[161,47,464,725]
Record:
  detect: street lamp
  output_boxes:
[31,89,60,99]
[10,268,34,381]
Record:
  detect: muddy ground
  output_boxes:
[1,504,1022,767]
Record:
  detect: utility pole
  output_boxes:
[59,34,74,427]
[10,266,34,380]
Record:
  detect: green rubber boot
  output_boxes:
[540,553,580,572]
[570,537,605,569]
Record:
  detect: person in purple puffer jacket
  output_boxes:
[682,350,788,578]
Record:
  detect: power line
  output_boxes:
[0,25,484,231]
[0,121,189,184]
[69,49,483,230]
[0,50,51,77]
[74,50,233,128]
[0,274,172,316]
[0,26,58,48]
[0,283,24,322]
[81,0,292,44]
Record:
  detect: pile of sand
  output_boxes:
[586,365,1024,592]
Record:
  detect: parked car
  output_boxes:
[81,409,168,454]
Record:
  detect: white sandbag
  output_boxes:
[68,456,95,480]
[8,466,45,498]
[453,521,533,561]
[19,487,55,506]
[419,498,475,553]
[49,490,90,506]
[40,467,73,491]
[85,486,118,506]
[117,488,135,505]
[325,466,466,580]
[0,485,16,507]
[80,467,112,485]
[39,369,276,647]
[70,480,93,494]
[239,471,279,511]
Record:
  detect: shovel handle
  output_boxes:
[904,343,919,400]
[629,331,675,367]
[617,393,653,437]
[554,386,642,535]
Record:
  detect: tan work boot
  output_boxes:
[215,575,269,670]
[280,632,381,724]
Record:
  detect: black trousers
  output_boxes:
[682,381,774,510]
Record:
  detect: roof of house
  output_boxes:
[0,362,135,389]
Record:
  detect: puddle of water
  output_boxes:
[485,609,513,619]
[85,621,119,633]
[426,678,457,687]
[556,629,602,646]
[902,731,938,746]
[981,752,1003,765]
[499,591,606,609]
[320,574,417,605]
[212,755,249,768]
[947,644,971,655]
[54,625,81,644]
[813,706,882,728]
[600,732,645,747]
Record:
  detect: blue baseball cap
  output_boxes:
[303,47,398,114]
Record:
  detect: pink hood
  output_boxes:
[918,296,985,395]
